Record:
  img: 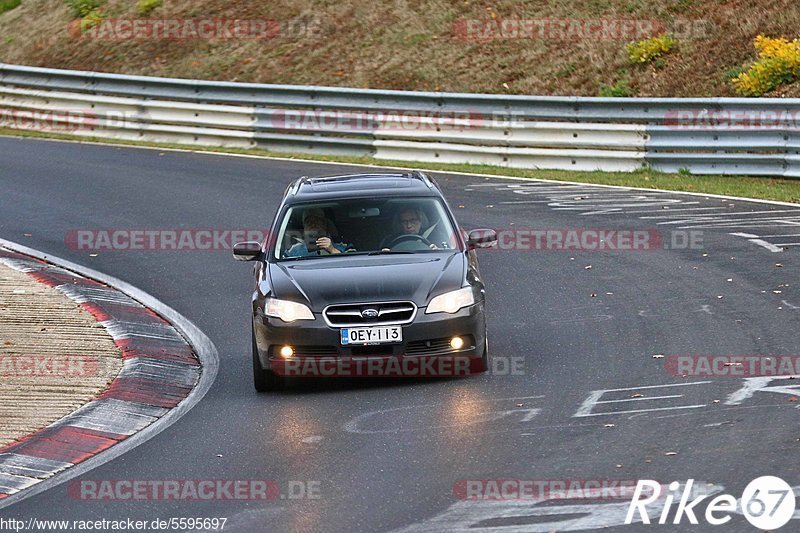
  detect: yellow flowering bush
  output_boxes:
[733,35,800,96]
[627,34,676,64]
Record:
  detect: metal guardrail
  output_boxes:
[1,63,799,177]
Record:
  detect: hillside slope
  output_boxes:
[0,0,798,97]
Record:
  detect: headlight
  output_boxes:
[425,287,475,314]
[265,298,314,322]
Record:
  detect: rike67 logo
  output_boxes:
[627,477,796,529]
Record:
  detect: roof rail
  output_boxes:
[409,170,434,189]
[411,170,437,189]
[287,176,309,196]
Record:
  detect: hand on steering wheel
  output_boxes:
[386,234,438,250]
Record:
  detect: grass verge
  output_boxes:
[2,126,799,204]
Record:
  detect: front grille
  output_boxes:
[405,336,475,356]
[323,301,416,327]
[269,345,338,358]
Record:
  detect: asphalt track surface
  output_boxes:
[2,136,800,532]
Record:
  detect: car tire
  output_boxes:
[252,325,285,392]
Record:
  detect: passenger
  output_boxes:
[300,207,338,238]
[285,213,349,257]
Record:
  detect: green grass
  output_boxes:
[599,79,634,97]
[65,0,104,18]
[136,0,161,15]
[1,127,799,204]
[0,0,21,15]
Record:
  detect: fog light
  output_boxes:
[450,336,464,350]
[279,345,294,358]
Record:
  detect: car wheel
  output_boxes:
[252,325,285,392]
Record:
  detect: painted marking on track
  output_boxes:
[343,396,545,434]
[729,232,786,253]
[469,182,800,252]
[657,219,800,230]
[641,209,800,221]
[392,482,725,532]
[593,394,684,404]
[725,376,800,406]
[620,206,729,215]
[758,233,800,238]
[573,382,711,418]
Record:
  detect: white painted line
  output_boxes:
[675,220,800,230]
[575,404,706,417]
[554,197,695,205]
[725,377,774,405]
[656,217,800,227]
[0,238,219,511]
[585,381,712,393]
[573,382,711,418]
[343,396,545,434]
[725,376,800,407]
[746,239,785,253]
[620,206,727,215]
[499,200,557,204]
[594,394,684,404]
[730,232,759,238]
[642,209,800,220]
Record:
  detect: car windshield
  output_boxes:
[274,197,460,260]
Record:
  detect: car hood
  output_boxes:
[269,253,465,311]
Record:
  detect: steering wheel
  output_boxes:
[387,233,434,251]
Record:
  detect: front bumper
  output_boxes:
[253,301,486,372]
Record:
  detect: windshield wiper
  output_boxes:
[278,254,329,261]
[366,250,415,255]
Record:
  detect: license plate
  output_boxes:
[340,326,402,345]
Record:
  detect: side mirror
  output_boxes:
[467,229,497,249]
[233,241,263,261]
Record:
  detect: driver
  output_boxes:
[380,206,438,250]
